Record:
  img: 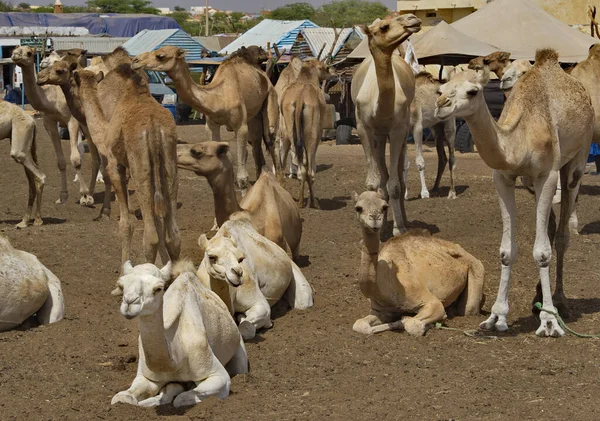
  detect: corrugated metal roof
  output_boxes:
[301,28,364,59]
[193,36,237,52]
[219,19,318,54]
[52,37,128,55]
[123,29,204,61]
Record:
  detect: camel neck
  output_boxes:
[78,87,108,154]
[19,63,51,111]
[138,304,177,372]
[370,47,396,122]
[168,59,221,116]
[209,275,234,315]
[207,166,241,226]
[60,82,86,125]
[358,230,380,299]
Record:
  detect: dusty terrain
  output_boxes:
[1,121,600,421]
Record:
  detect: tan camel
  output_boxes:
[351,14,422,235]
[352,190,484,336]
[0,235,64,331]
[177,141,302,259]
[468,51,512,79]
[11,46,92,205]
[499,60,533,95]
[435,49,594,337]
[0,100,46,228]
[280,59,332,208]
[131,46,280,195]
[409,72,457,200]
[73,66,180,266]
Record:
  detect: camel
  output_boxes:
[435,49,594,337]
[73,65,180,266]
[40,51,61,69]
[408,72,457,199]
[177,141,302,259]
[111,260,248,408]
[351,14,422,235]
[11,46,92,205]
[352,190,484,336]
[468,51,512,79]
[85,47,131,75]
[280,59,332,208]
[131,46,280,195]
[197,216,314,339]
[499,60,533,95]
[0,100,46,228]
[0,235,64,331]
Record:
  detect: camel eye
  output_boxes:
[156,54,165,60]
[190,148,203,159]
[380,24,390,32]
[467,89,479,96]
[381,204,389,212]
[153,286,163,294]
[56,69,64,75]
[208,254,217,263]
[355,206,363,213]
[238,256,244,264]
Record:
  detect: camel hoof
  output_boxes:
[79,195,94,207]
[479,313,508,332]
[137,396,164,407]
[238,320,256,340]
[310,200,321,210]
[420,191,430,199]
[111,286,123,296]
[111,392,138,406]
[173,391,203,408]
[402,317,427,336]
[447,191,457,200]
[16,220,29,229]
[536,311,565,337]
[96,173,105,184]
[552,193,561,205]
[56,192,69,204]
[33,218,43,227]
[73,175,79,183]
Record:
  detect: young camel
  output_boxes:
[352,191,484,336]
[281,59,332,208]
[198,217,314,339]
[73,66,180,266]
[111,260,248,408]
[351,14,422,235]
[1,100,46,228]
[131,46,280,195]
[11,46,92,205]
[435,50,594,337]
[0,235,64,331]
[177,141,302,259]
[409,72,457,200]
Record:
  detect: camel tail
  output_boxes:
[292,100,305,166]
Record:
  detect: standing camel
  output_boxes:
[435,50,594,337]
[11,46,92,205]
[131,46,280,195]
[0,100,45,228]
[468,51,512,79]
[74,66,180,266]
[351,14,422,235]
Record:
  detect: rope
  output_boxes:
[534,302,600,339]
[434,322,498,339]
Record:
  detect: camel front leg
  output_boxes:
[111,374,163,406]
[138,383,186,407]
[248,117,265,180]
[107,162,132,266]
[42,116,68,204]
[235,123,250,196]
[67,118,93,206]
[388,128,408,235]
[236,303,272,340]
[444,119,457,199]
[413,119,429,199]
[480,171,517,332]
[17,168,36,229]
[172,356,231,408]
[94,155,112,220]
[357,121,380,191]
[207,118,221,141]
[83,126,101,197]
[532,171,564,337]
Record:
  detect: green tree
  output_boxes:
[270,2,315,20]
[86,0,158,14]
[18,2,30,9]
[313,0,389,26]
[173,5,185,12]
[0,1,13,12]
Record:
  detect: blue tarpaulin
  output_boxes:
[0,13,180,37]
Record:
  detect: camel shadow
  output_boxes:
[431,185,469,198]
[0,217,66,226]
[317,164,333,173]
[581,221,600,235]
[381,220,440,241]
[92,190,115,203]
[295,255,311,268]
[579,184,600,196]
[318,195,349,211]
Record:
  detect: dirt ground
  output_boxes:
[2,120,600,421]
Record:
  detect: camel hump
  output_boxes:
[534,49,559,66]
[171,259,196,281]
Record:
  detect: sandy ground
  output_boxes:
[1,121,600,420]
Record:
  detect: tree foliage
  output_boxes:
[270,2,315,20]
[313,0,389,26]
[86,0,159,14]
[0,1,13,12]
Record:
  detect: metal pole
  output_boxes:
[205,0,209,36]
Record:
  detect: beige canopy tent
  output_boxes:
[452,0,597,63]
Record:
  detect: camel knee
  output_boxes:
[10,151,26,164]
[415,155,425,171]
[499,244,517,266]
[387,179,401,200]
[533,243,552,268]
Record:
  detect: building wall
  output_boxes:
[533,0,588,25]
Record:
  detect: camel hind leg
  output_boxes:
[173,355,231,407]
[225,338,249,376]
[456,257,485,316]
[36,264,65,325]
[68,118,93,206]
[283,261,313,310]
[248,117,265,180]
[42,116,68,204]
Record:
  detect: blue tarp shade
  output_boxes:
[0,13,180,37]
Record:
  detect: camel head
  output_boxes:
[304,58,336,82]
[589,44,600,60]
[114,261,172,319]
[199,234,245,287]
[40,51,61,69]
[353,190,388,234]
[176,141,231,176]
[102,47,132,72]
[435,69,489,120]
[11,46,37,66]
[500,59,532,95]
[132,46,184,72]
[363,14,421,54]
[73,69,104,94]
[37,61,78,87]
[468,51,511,77]
[233,45,269,66]
[56,48,88,68]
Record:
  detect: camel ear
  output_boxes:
[198,234,209,250]
[81,49,88,56]
[376,188,386,199]
[111,284,123,296]
[352,191,359,203]
[159,261,172,281]
[499,52,511,61]
[95,71,104,83]
[361,25,370,36]
[73,71,80,85]
[69,62,78,72]
[216,143,229,156]
[176,48,186,59]
[123,260,134,275]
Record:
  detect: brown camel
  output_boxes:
[435,49,594,337]
[177,141,302,259]
[468,51,512,79]
[131,46,280,195]
[352,190,484,336]
[351,14,422,236]
[11,46,92,205]
[280,59,331,208]
[73,65,180,266]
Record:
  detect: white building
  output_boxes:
[190,6,218,16]
[157,7,171,15]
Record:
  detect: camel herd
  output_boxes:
[1,11,599,407]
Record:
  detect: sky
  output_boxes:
[27,0,397,13]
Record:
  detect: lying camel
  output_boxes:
[177,141,301,259]
[0,236,64,331]
[1,100,46,228]
[111,260,248,408]
[352,190,484,336]
[198,216,313,339]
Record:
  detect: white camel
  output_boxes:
[111,260,248,408]
[0,236,64,331]
[198,216,314,340]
